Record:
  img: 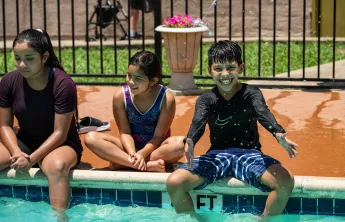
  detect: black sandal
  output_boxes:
[78,116,110,134]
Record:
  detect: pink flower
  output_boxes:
[163,14,202,28]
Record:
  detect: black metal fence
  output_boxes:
[0,0,344,88]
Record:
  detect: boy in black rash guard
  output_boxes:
[166,40,299,218]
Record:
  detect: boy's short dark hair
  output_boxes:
[207,40,243,67]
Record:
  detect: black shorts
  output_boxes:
[130,0,153,13]
[17,136,83,166]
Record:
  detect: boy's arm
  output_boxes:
[251,88,298,157]
[250,88,286,136]
[185,94,210,146]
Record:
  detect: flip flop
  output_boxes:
[78,116,111,134]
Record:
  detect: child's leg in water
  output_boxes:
[258,164,294,216]
[166,169,206,213]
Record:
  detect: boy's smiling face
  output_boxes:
[209,60,244,92]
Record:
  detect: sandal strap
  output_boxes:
[79,116,103,127]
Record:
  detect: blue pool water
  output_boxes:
[1,185,345,221]
[1,197,345,222]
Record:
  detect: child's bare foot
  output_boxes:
[254,215,268,221]
[109,162,126,170]
[53,208,69,222]
[146,159,166,172]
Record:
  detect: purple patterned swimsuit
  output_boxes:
[123,84,171,150]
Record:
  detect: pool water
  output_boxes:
[1,197,345,222]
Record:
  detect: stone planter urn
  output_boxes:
[155,25,208,95]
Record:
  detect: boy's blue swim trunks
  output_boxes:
[179,148,280,192]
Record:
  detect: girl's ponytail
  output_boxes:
[41,30,65,72]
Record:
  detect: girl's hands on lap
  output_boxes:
[10,154,33,171]
[133,153,146,171]
[128,150,136,164]
[10,151,29,162]
[275,133,299,158]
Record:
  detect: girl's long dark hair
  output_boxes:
[13,29,65,72]
[13,29,80,130]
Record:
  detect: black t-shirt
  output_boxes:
[186,84,286,152]
[0,68,81,150]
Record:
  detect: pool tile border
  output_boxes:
[1,169,345,215]
[1,185,345,215]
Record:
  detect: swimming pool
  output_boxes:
[1,193,345,222]
[1,169,345,221]
[1,196,345,222]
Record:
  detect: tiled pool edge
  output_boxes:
[1,168,345,199]
[2,169,345,214]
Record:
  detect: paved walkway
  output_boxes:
[76,86,345,178]
[246,60,345,88]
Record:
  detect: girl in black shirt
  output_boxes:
[166,40,299,219]
[0,29,82,213]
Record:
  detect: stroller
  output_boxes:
[87,0,128,41]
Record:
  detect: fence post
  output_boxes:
[153,0,162,65]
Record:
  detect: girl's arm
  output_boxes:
[113,88,136,155]
[29,111,74,165]
[137,90,176,159]
[0,75,26,157]
[0,107,23,156]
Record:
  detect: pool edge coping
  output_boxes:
[1,168,345,199]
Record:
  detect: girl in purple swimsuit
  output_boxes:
[85,51,185,172]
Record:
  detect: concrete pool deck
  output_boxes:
[76,85,345,177]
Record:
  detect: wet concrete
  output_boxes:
[76,86,345,177]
